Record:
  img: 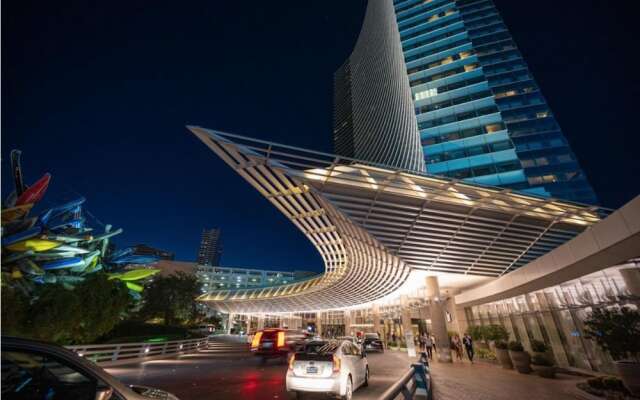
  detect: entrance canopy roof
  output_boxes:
[188,126,609,313]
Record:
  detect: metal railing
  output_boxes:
[66,337,208,367]
[378,353,433,400]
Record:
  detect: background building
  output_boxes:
[132,244,175,260]
[196,265,317,292]
[334,0,597,204]
[197,228,222,266]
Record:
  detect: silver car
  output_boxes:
[1,336,180,400]
[286,340,369,400]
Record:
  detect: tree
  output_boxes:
[584,306,640,362]
[138,272,201,326]
[1,274,130,345]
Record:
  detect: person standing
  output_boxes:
[463,333,474,363]
[424,334,433,360]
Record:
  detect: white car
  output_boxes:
[286,340,368,400]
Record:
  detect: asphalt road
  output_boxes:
[107,349,409,400]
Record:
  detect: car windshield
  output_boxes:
[304,341,339,355]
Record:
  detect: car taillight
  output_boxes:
[251,331,263,349]
[332,354,341,373]
[277,331,285,348]
[288,353,295,371]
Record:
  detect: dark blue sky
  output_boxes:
[3,1,639,272]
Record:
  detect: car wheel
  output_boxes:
[295,391,305,400]
[342,376,353,400]
[363,367,369,387]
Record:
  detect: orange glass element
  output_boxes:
[277,331,285,348]
[251,331,263,349]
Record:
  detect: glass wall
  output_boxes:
[465,264,639,373]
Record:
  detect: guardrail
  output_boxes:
[378,353,433,400]
[66,337,208,367]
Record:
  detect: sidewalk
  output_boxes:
[385,350,584,400]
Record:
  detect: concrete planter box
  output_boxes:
[616,361,640,396]
[496,348,513,369]
[509,350,532,374]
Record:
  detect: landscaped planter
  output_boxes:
[616,361,640,396]
[509,350,531,374]
[531,364,556,379]
[495,348,513,369]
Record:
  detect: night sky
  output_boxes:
[3,1,639,272]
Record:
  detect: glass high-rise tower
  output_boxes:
[334,0,598,204]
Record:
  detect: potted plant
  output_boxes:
[531,354,555,378]
[508,341,531,373]
[495,340,513,369]
[530,339,548,358]
[584,306,640,396]
[468,325,488,350]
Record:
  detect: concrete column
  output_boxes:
[257,315,265,331]
[226,313,235,334]
[425,276,452,363]
[620,267,640,296]
[400,296,417,357]
[372,304,382,337]
[344,310,352,336]
[316,313,323,338]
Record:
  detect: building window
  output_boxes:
[415,88,438,101]
[535,157,549,166]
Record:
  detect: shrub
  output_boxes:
[484,325,509,342]
[495,340,508,350]
[602,376,626,392]
[530,339,548,353]
[584,306,640,362]
[587,376,628,394]
[468,325,484,341]
[508,341,524,351]
[477,348,497,360]
[587,377,605,390]
[531,354,553,366]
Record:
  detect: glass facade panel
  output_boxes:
[466,264,637,373]
[394,0,598,204]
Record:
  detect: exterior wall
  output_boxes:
[391,0,598,204]
[334,0,426,172]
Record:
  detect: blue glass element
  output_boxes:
[394,0,598,204]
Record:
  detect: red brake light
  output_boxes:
[332,354,341,372]
[277,331,285,348]
[251,331,263,349]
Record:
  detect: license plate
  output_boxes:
[306,366,318,374]
[366,345,372,349]
[261,342,272,349]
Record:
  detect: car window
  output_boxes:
[2,350,97,400]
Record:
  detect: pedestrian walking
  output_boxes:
[419,333,426,352]
[424,334,433,360]
[463,333,474,363]
[451,335,463,361]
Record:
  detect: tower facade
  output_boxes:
[335,0,597,204]
[197,228,222,266]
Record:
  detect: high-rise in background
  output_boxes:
[334,0,597,204]
[197,228,222,266]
